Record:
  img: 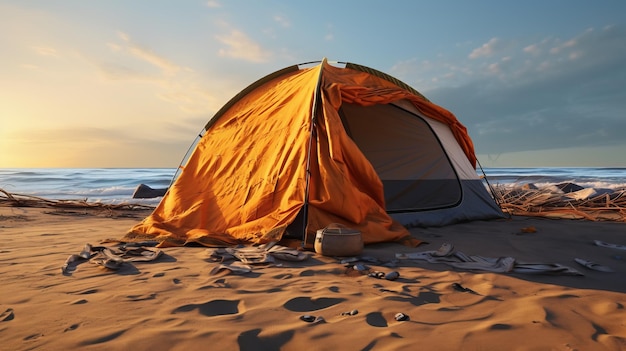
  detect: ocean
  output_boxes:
[1,168,625,205]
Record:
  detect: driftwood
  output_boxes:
[493,184,626,222]
[0,188,155,211]
[2,185,626,222]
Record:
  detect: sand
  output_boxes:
[1,206,625,351]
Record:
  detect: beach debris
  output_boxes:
[62,243,163,274]
[341,309,359,316]
[267,245,308,262]
[78,243,93,259]
[92,254,124,270]
[352,263,370,272]
[384,271,400,281]
[300,315,315,322]
[5,180,626,222]
[206,243,307,265]
[225,246,274,264]
[313,316,326,324]
[0,188,155,211]
[492,183,626,222]
[574,258,614,273]
[300,315,326,324]
[210,262,253,275]
[368,271,385,279]
[513,263,583,276]
[394,312,409,321]
[398,245,582,275]
[121,240,160,248]
[594,240,626,251]
[396,243,454,261]
[205,248,237,262]
[433,243,454,257]
[62,254,85,274]
[0,308,14,322]
[340,257,360,264]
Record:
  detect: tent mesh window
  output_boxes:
[339,102,462,212]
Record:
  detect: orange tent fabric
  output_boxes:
[126,60,475,247]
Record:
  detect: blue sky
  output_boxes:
[1,0,625,167]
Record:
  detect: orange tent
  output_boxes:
[126,59,503,247]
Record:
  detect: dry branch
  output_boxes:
[0,188,155,211]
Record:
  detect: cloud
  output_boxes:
[423,26,626,157]
[31,46,59,57]
[92,31,226,116]
[117,31,180,76]
[523,44,540,55]
[206,0,221,8]
[99,32,182,80]
[215,29,272,62]
[325,23,334,41]
[273,15,291,28]
[468,38,502,59]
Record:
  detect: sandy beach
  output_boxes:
[1,206,625,351]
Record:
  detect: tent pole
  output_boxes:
[301,58,327,248]
[476,158,508,217]
[168,128,206,188]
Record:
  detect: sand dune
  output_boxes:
[1,206,625,350]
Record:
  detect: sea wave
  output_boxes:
[2,167,625,204]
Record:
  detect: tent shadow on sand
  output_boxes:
[377,217,626,294]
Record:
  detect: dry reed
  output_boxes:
[493,184,626,222]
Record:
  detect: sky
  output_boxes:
[1,1,625,168]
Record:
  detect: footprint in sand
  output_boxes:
[70,299,88,305]
[366,312,413,327]
[68,288,99,295]
[64,323,80,332]
[489,323,512,330]
[365,312,388,327]
[299,270,315,277]
[78,329,126,346]
[238,328,295,351]
[126,293,157,301]
[283,297,346,312]
[172,299,242,317]
[1,308,14,321]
